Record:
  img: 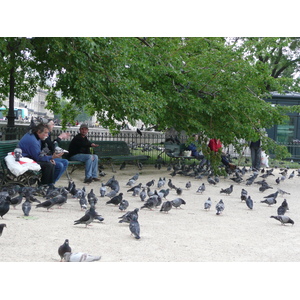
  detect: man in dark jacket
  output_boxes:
[68,123,100,183]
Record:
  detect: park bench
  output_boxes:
[163,142,197,162]
[0,139,41,187]
[59,140,150,173]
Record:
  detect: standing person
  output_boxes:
[18,123,66,186]
[41,119,70,183]
[249,139,261,171]
[208,138,236,170]
[68,123,100,183]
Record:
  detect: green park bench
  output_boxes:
[59,140,150,173]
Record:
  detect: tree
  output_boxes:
[0,37,299,160]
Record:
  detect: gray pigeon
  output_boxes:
[220,185,233,195]
[171,198,186,208]
[10,193,23,209]
[277,188,290,196]
[63,252,101,262]
[207,176,216,185]
[140,197,158,210]
[185,181,191,189]
[216,199,225,215]
[270,215,294,225]
[246,195,253,209]
[99,183,106,197]
[119,199,129,211]
[204,197,212,210]
[118,208,139,224]
[240,188,248,201]
[160,201,172,213]
[22,198,32,216]
[260,197,277,206]
[35,198,57,211]
[0,223,6,236]
[74,206,96,227]
[0,196,11,218]
[106,193,123,206]
[58,239,72,262]
[79,195,88,210]
[277,199,289,215]
[129,214,140,239]
[196,183,205,194]
[139,188,147,202]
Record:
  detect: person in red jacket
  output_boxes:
[208,138,236,170]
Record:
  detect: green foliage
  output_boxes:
[1,36,300,152]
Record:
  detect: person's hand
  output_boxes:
[91,143,99,147]
[50,159,56,165]
[58,132,70,140]
[52,152,64,159]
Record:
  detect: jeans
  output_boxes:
[54,158,69,183]
[70,154,99,179]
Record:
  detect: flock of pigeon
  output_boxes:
[0,160,297,261]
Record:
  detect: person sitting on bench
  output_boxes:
[68,123,100,184]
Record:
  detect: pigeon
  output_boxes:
[126,178,136,187]
[288,170,295,179]
[146,179,155,187]
[277,199,289,215]
[196,183,206,194]
[22,198,32,216]
[119,161,126,170]
[79,195,88,210]
[118,208,139,224]
[132,184,142,197]
[260,197,277,206]
[99,183,107,197]
[10,193,23,209]
[139,188,147,202]
[207,176,217,185]
[52,188,68,208]
[240,188,248,201]
[216,199,225,215]
[220,185,233,196]
[119,199,129,211]
[129,214,140,239]
[0,196,11,218]
[157,177,165,189]
[141,197,158,210]
[74,206,96,227]
[204,197,212,210]
[171,198,186,208]
[160,201,172,213]
[130,173,139,181]
[263,191,278,199]
[275,177,280,184]
[63,252,101,262]
[106,193,123,206]
[168,179,176,189]
[185,181,191,189]
[246,196,253,209]
[270,215,294,225]
[277,188,290,196]
[35,198,57,211]
[105,190,118,199]
[85,207,104,222]
[0,223,6,236]
[58,239,72,262]
[176,187,183,195]
[127,183,142,193]
[158,188,170,199]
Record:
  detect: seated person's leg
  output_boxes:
[38,161,55,185]
[54,158,69,183]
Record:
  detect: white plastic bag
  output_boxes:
[5,152,41,177]
[261,151,269,168]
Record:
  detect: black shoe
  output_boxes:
[84,177,93,184]
[92,178,100,182]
